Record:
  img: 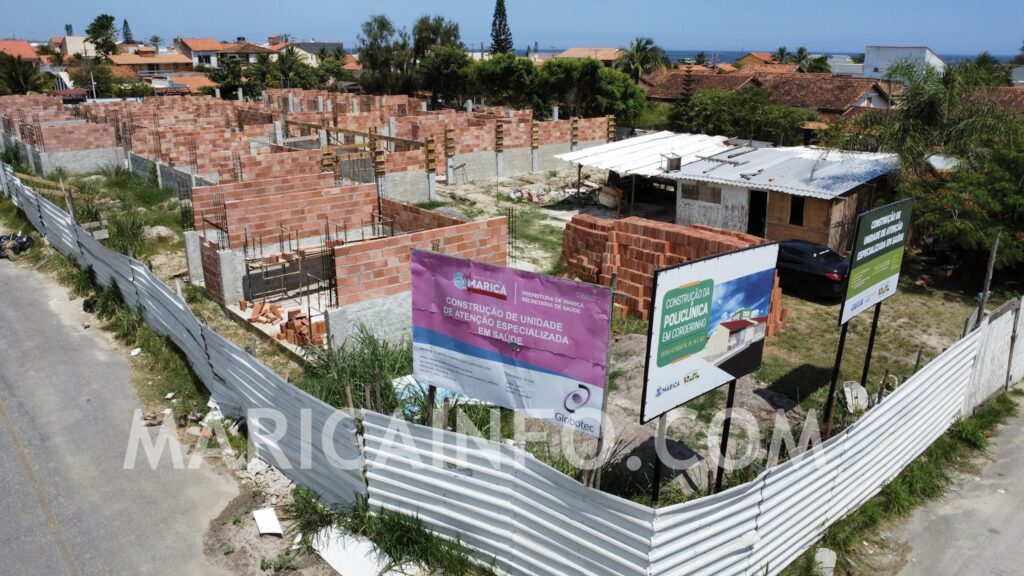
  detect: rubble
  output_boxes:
[237,457,294,507]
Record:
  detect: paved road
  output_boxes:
[0,260,238,575]
[899,396,1024,576]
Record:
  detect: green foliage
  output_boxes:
[634,102,673,130]
[669,87,815,145]
[281,486,342,556]
[111,81,154,98]
[298,324,411,413]
[468,53,538,109]
[905,136,1024,271]
[85,13,118,56]
[412,15,462,63]
[538,58,648,125]
[490,0,514,55]
[949,52,1012,87]
[419,45,471,106]
[121,19,135,44]
[358,15,417,95]
[55,258,94,297]
[0,54,53,95]
[107,210,148,257]
[614,37,669,83]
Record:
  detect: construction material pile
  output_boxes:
[239,300,327,347]
[561,215,786,335]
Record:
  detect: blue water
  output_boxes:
[520,48,1017,64]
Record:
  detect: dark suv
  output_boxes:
[777,240,850,299]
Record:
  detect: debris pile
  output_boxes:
[0,233,33,260]
[238,458,294,506]
[239,300,327,346]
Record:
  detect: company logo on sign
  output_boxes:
[453,271,508,300]
[563,385,591,412]
[656,381,680,398]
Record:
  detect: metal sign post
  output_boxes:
[650,414,667,506]
[860,302,883,387]
[823,323,850,436]
[714,379,738,493]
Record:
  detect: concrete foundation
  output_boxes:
[325,290,411,346]
[217,248,245,307]
[382,170,430,204]
[33,148,122,175]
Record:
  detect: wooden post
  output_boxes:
[975,228,1001,331]
[441,398,451,431]
[714,379,738,493]
[426,385,437,426]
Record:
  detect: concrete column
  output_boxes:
[531,149,540,172]
[155,161,163,187]
[552,106,560,120]
[427,170,436,202]
[446,157,456,183]
[218,247,245,305]
[351,100,359,114]
[375,176,388,199]
[496,152,505,178]
[465,100,473,113]
[387,117,397,152]
[318,129,328,148]
[288,93,297,112]
[317,95,324,112]
[214,88,221,99]
[273,121,284,144]
[237,87,244,101]
[420,101,428,112]
[261,90,268,104]
[326,99,333,113]
[183,231,204,285]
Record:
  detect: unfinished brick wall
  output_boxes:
[382,198,463,232]
[562,215,785,335]
[38,122,117,152]
[192,172,337,230]
[239,149,322,181]
[200,238,224,304]
[383,149,425,173]
[334,216,508,307]
[223,183,378,248]
[537,120,572,146]
[455,121,496,153]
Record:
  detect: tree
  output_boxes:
[358,15,417,94]
[85,14,118,57]
[948,52,1012,87]
[419,45,471,106]
[826,61,1023,176]
[614,37,669,83]
[851,53,865,64]
[694,51,708,66]
[412,15,461,63]
[275,45,303,88]
[122,19,135,44]
[206,58,243,98]
[69,62,114,97]
[149,35,162,49]
[490,0,514,55]
[0,55,52,94]
[801,55,831,73]
[668,87,815,145]
[907,135,1024,272]
[537,57,647,124]
[1012,40,1024,65]
[468,52,536,108]
[790,46,809,64]
[773,46,789,63]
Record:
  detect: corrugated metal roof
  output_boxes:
[556,131,733,177]
[672,146,899,199]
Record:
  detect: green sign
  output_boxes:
[840,199,914,325]
[657,279,714,367]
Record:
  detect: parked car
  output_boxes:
[776,240,849,299]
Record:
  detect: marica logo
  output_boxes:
[656,381,680,398]
[563,385,591,413]
[453,272,509,300]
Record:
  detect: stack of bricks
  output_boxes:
[562,215,785,336]
[240,300,328,347]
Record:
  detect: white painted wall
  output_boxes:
[862,46,946,79]
[675,182,749,232]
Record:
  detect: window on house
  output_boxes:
[198,54,211,64]
[698,184,722,204]
[789,196,805,226]
[680,183,698,201]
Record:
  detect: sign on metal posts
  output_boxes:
[641,243,780,423]
[839,199,914,325]
[411,250,613,438]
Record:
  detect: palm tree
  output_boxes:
[773,46,789,63]
[693,51,708,66]
[0,55,53,94]
[149,35,162,49]
[276,45,302,88]
[615,37,669,83]
[791,46,809,65]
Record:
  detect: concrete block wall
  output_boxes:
[223,183,378,248]
[382,198,463,232]
[192,172,337,230]
[333,215,508,307]
[38,123,116,152]
[39,148,123,175]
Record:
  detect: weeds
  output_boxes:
[107,210,148,257]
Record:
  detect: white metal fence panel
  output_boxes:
[964,306,1017,414]
[362,411,521,574]
[1012,305,1024,385]
[651,479,763,576]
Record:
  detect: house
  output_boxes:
[175,38,223,68]
[218,41,274,65]
[0,40,40,65]
[557,132,900,252]
[149,72,218,95]
[861,46,945,79]
[713,63,738,74]
[284,42,346,66]
[1012,66,1024,86]
[736,52,777,67]
[756,75,890,120]
[556,47,624,67]
[57,36,97,58]
[640,71,758,101]
[107,52,193,77]
[674,63,715,73]
[966,87,1024,116]
[829,55,864,77]
[738,63,802,74]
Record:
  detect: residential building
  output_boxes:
[0,40,40,65]
[218,41,274,65]
[284,42,345,66]
[861,46,945,79]
[736,52,777,67]
[674,63,715,73]
[755,75,890,120]
[556,47,624,67]
[829,55,864,77]
[107,52,193,77]
[640,71,758,101]
[713,63,738,73]
[738,63,801,74]
[57,36,97,58]
[175,38,223,68]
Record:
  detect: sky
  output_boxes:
[4,0,1023,57]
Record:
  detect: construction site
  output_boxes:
[0,90,787,351]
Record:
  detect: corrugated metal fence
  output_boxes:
[3,161,1022,575]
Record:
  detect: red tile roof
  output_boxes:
[745,52,776,63]
[756,75,884,115]
[557,47,624,62]
[740,63,801,74]
[218,42,274,54]
[343,54,361,71]
[170,74,218,92]
[178,38,222,52]
[108,53,192,66]
[0,40,40,61]
[966,87,1024,116]
[641,71,757,100]
[675,63,715,73]
[714,63,738,73]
